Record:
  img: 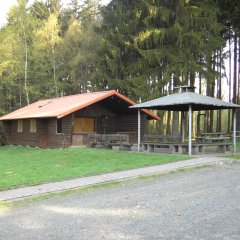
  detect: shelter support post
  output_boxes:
[181,111,185,143]
[233,109,237,153]
[188,105,192,156]
[138,109,141,152]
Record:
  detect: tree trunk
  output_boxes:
[24,31,29,105]
[166,79,172,134]
[232,33,238,131]
[189,71,196,137]
[237,36,240,131]
[166,111,172,134]
[217,49,222,132]
[172,75,180,136]
[233,34,237,104]
[53,48,58,97]
[206,72,215,132]
[190,71,195,87]
[209,81,215,132]
[20,11,29,105]
[227,36,232,133]
[197,59,202,136]
[51,27,58,97]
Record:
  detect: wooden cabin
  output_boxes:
[0,90,159,148]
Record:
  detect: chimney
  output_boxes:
[174,85,196,93]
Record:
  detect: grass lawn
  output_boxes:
[237,140,240,150]
[225,141,240,160]
[0,146,190,191]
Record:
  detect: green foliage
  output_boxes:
[97,0,225,102]
[58,15,101,94]
[0,0,236,135]
[33,13,62,97]
[0,0,101,109]
[96,0,145,100]
[217,0,240,37]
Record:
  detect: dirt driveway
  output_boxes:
[0,160,240,240]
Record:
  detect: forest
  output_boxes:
[0,0,239,134]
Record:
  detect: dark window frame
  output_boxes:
[17,120,23,133]
[30,119,37,133]
[56,118,63,134]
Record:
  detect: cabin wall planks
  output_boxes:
[3,102,150,148]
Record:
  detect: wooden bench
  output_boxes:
[196,143,232,153]
[141,142,232,154]
[142,142,175,154]
[106,135,131,151]
[141,142,198,154]
[88,133,130,150]
[88,133,103,146]
[204,136,230,143]
[116,132,137,144]
[198,132,231,143]
[143,134,182,143]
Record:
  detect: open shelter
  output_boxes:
[131,88,240,155]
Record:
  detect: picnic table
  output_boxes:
[230,131,240,140]
[198,132,230,143]
[140,132,232,154]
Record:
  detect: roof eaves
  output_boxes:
[57,90,160,120]
[113,91,160,120]
[0,90,160,121]
[56,90,116,118]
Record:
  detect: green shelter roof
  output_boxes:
[130,92,240,111]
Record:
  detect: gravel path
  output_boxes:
[0,160,240,240]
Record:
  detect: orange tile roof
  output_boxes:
[0,90,160,121]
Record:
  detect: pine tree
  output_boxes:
[97,0,146,99]
[217,0,240,130]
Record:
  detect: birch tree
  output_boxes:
[7,0,35,105]
[33,13,62,97]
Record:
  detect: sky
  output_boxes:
[0,0,110,26]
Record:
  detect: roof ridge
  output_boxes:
[37,90,115,102]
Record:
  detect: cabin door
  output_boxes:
[38,119,48,147]
[73,117,94,133]
[72,117,95,146]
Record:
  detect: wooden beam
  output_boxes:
[233,109,237,153]
[138,109,141,152]
[189,105,192,156]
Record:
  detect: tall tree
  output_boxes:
[98,0,145,99]
[99,0,224,99]
[58,0,101,94]
[0,26,20,112]
[58,17,100,94]
[217,0,240,130]
[99,0,224,134]
[6,0,37,105]
[33,13,62,97]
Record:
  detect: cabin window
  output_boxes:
[30,119,37,133]
[17,120,23,132]
[57,118,63,134]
